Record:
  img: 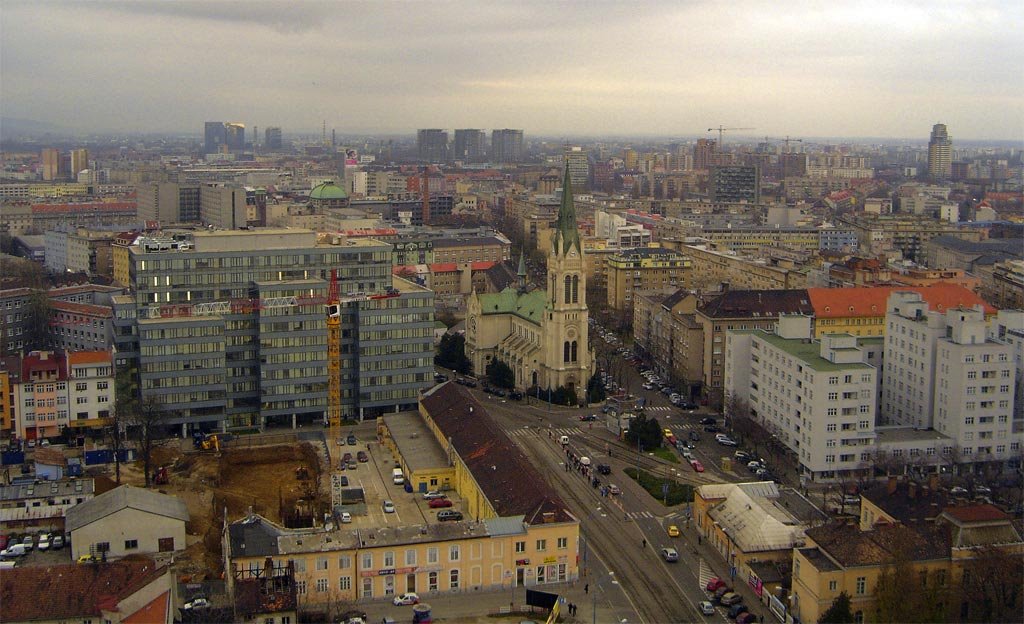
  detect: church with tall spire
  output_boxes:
[465,165,592,399]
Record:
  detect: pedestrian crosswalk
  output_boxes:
[506,426,581,438]
[627,510,655,519]
[645,406,673,413]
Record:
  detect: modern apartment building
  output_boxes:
[564,147,589,192]
[136,182,202,224]
[199,183,247,229]
[490,129,524,164]
[927,123,952,179]
[884,292,1020,466]
[990,310,1024,424]
[417,129,448,163]
[452,129,486,163]
[709,165,759,203]
[264,126,283,150]
[726,316,878,481]
[117,229,434,431]
[605,247,691,312]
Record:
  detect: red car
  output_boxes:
[706,577,727,592]
[690,459,705,473]
[357,451,368,462]
[342,452,353,463]
[428,498,453,508]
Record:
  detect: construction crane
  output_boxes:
[326,269,342,428]
[708,126,755,148]
[762,136,804,151]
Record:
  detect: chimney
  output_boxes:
[908,481,917,499]
[887,476,898,495]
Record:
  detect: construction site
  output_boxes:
[121,435,329,579]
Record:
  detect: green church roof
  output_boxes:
[478,287,546,325]
[309,180,349,200]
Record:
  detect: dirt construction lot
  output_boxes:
[118,440,324,579]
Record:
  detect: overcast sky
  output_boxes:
[2,1,1021,141]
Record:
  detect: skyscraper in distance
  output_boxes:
[70,149,89,177]
[928,123,952,179]
[204,121,226,155]
[417,129,448,163]
[490,129,524,164]
[41,148,60,181]
[225,122,245,152]
[453,129,486,163]
[265,127,283,150]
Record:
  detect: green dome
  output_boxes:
[309,180,348,200]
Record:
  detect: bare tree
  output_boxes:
[130,395,173,487]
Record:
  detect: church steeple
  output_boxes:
[517,248,528,289]
[552,165,582,256]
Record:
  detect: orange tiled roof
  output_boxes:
[807,284,996,319]
[67,351,113,365]
[942,503,1009,523]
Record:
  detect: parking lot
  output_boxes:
[329,427,465,530]
[0,533,74,567]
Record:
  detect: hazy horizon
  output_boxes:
[2,1,1022,142]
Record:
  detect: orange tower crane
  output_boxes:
[326,269,342,427]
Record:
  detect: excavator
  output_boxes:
[191,432,220,452]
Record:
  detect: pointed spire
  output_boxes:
[553,164,581,256]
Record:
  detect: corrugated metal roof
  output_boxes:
[66,485,189,533]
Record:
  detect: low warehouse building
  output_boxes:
[66,485,189,560]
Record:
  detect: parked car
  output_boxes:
[0,544,27,558]
[728,603,749,619]
[339,476,349,486]
[21,535,32,551]
[734,451,752,462]
[717,437,738,447]
[428,498,453,508]
[747,460,763,472]
[704,425,722,433]
[51,534,64,550]
[736,611,758,624]
[713,586,731,603]
[423,490,446,499]
[76,554,99,564]
[347,434,357,445]
[509,391,524,400]
[597,464,611,475]
[681,450,693,460]
[183,597,210,610]
[700,417,717,425]
[706,577,727,592]
[720,592,743,606]
[607,484,621,495]
[699,601,716,616]
[437,510,463,522]
[393,592,420,606]
[660,547,679,562]
[340,512,352,523]
[342,452,353,464]
[689,431,701,442]
[382,500,396,513]
[690,459,705,473]
[356,451,368,462]
[579,414,598,421]
[37,533,50,551]
[678,402,699,411]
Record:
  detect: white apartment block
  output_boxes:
[884,292,1020,467]
[881,292,945,428]
[933,308,1017,464]
[989,310,1024,424]
[726,315,878,481]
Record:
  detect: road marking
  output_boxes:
[628,511,654,519]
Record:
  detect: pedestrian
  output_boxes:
[642,538,647,549]
[584,583,589,594]
[698,535,702,545]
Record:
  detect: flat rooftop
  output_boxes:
[874,426,951,445]
[751,330,872,372]
[379,411,450,473]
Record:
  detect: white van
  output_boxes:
[392,468,405,485]
[1,543,27,558]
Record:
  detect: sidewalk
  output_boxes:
[682,516,773,623]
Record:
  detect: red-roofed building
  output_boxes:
[0,558,173,624]
[807,284,996,338]
[425,261,496,305]
[11,350,114,441]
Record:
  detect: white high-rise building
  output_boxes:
[881,292,946,428]
[989,310,1024,425]
[725,315,879,481]
[883,291,1020,465]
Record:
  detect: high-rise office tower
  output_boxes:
[452,129,486,163]
[490,129,524,164]
[265,127,283,150]
[41,148,60,181]
[709,165,760,203]
[204,122,226,155]
[417,129,448,163]
[69,149,90,177]
[564,146,590,192]
[225,122,246,152]
[928,123,952,179]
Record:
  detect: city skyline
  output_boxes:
[1,1,1022,141]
